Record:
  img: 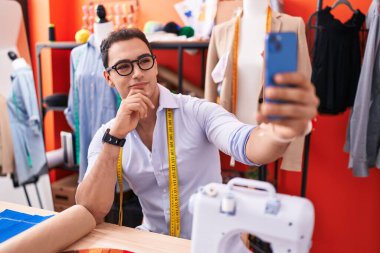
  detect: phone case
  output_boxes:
[265,32,298,100]
[264,32,298,120]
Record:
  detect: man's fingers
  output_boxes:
[260,102,317,120]
[127,96,148,115]
[128,102,148,119]
[133,100,148,118]
[274,72,314,91]
[140,94,155,109]
[265,87,319,106]
[127,91,155,109]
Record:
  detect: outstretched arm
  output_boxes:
[246,72,319,165]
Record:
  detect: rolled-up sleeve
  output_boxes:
[191,98,259,166]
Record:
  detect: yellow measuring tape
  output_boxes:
[166,108,180,237]
[116,109,180,236]
[232,7,272,114]
[117,147,123,226]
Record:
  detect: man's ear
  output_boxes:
[103,70,115,87]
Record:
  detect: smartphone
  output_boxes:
[265,32,298,105]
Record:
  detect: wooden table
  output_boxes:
[0,201,191,253]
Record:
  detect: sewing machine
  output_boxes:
[189,178,315,253]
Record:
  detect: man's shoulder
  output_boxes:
[176,93,224,117]
[158,84,222,115]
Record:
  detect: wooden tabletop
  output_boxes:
[0,201,191,253]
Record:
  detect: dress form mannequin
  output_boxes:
[236,0,268,124]
[93,5,113,48]
[205,0,312,172]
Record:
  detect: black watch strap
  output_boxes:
[102,128,126,147]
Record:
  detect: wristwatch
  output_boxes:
[102,128,126,147]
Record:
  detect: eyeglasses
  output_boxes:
[106,54,156,76]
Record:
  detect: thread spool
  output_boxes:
[48,24,56,41]
[220,194,236,215]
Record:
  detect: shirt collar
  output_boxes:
[157,84,180,111]
[86,34,97,49]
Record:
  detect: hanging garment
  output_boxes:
[65,35,120,181]
[345,2,380,177]
[205,10,311,172]
[0,95,15,175]
[311,7,365,114]
[7,66,47,185]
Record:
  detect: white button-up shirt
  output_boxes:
[87,84,256,239]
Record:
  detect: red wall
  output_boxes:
[27,0,380,252]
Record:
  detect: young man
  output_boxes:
[76,28,319,239]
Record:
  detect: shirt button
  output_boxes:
[163,189,167,193]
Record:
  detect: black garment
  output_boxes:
[104,190,143,228]
[311,7,365,114]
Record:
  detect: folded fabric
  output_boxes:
[0,209,53,243]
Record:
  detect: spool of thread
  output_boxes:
[143,21,164,33]
[179,26,194,38]
[75,28,91,43]
[163,21,180,35]
[48,24,56,41]
[220,194,236,215]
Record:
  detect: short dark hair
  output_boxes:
[100,28,153,68]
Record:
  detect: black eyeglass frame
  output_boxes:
[106,54,157,76]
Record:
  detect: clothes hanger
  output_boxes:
[307,0,358,29]
[331,0,356,13]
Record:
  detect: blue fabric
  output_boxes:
[7,66,47,185]
[86,84,257,239]
[0,209,53,243]
[65,35,119,181]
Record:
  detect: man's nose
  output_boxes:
[131,62,143,78]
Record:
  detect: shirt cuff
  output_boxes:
[242,126,262,167]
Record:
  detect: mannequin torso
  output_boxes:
[11,58,28,70]
[93,21,114,48]
[236,0,268,124]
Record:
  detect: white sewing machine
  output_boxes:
[189,178,315,253]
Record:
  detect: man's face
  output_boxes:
[104,38,158,99]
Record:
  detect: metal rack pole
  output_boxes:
[36,46,43,129]
[317,0,323,11]
[178,46,183,93]
[301,133,312,197]
[299,0,323,197]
